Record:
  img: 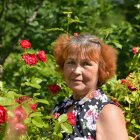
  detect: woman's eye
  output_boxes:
[82,62,91,66]
[66,61,75,65]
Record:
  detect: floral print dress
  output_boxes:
[52,89,114,140]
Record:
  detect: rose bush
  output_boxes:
[0,40,75,140]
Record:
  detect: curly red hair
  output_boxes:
[53,34,117,86]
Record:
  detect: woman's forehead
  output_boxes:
[67,53,88,59]
[66,53,96,62]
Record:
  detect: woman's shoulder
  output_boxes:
[96,104,128,140]
[100,104,125,122]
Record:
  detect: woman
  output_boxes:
[52,34,128,140]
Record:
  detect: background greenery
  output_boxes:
[0,0,140,139]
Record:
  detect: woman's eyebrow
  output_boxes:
[81,58,91,61]
[67,57,75,60]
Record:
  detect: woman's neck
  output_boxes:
[73,88,98,101]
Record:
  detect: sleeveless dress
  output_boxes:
[52,89,114,140]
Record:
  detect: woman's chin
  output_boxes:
[70,85,84,92]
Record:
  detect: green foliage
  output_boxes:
[0,65,73,140]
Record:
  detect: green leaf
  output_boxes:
[32,116,44,128]
[54,122,61,133]
[31,78,42,84]
[36,99,49,105]
[58,114,67,123]
[44,115,53,119]
[58,133,63,140]
[52,132,59,140]
[26,83,41,89]
[69,18,80,24]
[134,124,140,129]
[43,123,49,129]
[63,11,72,15]
[5,91,20,101]
[52,132,63,140]
[60,122,73,134]
[112,40,122,49]
[46,28,64,32]
[0,81,2,91]
[33,93,40,97]
[125,96,131,104]
[24,117,31,125]
[29,21,39,27]
[29,112,43,118]
[124,107,130,111]
[0,97,14,106]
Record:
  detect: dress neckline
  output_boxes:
[70,89,102,105]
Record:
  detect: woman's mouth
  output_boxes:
[71,79,83,83]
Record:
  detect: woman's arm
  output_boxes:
[96,104,128,140]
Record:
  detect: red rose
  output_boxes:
[14,123,27,135]
[22,54,38,66]
[67,112,76,126]
[132,47,139,55]
[0,105,7,125]
[37,50,47,62]
[128,83,137,91]
[20,40,31,49]
[48,84,61,94]
[31,103,38,111]
[15,96,31,104]
[121,79,127,85]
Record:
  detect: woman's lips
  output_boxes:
[71,79,83,83]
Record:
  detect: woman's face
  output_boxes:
[63,53,99,100]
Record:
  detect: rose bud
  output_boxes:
[31,103,38,112]
[132,47,139,55]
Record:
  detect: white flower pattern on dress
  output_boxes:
[84,105,99,130]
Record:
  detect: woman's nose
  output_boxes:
[73,65,82,74]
